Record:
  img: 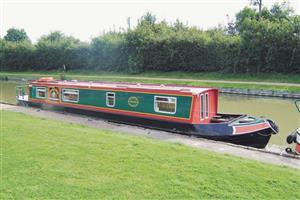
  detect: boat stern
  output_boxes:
[16,85,29,104]
[266,118,279,135]
[231,116,278,135]
[228,116,278,148]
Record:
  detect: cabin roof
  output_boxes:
[30,78,217,95]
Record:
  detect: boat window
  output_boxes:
[106,92,115,107]
[154,96,176,114]
[200,94,204,120]
[62,89,79,103]
[36,87,46,99]
[205,93,209,118]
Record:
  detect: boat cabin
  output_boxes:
[26,77,219,124]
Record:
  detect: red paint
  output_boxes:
[192,89,218,124]
[234,122,270,134]
[296,144,300,155]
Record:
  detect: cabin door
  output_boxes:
[200,93,209,120]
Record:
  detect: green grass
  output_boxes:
[1,71,300,93]
[1,110,299,199]
[141,71,300,83]
[2,70,300,83]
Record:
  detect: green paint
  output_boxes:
[30,86,192,118]
[29,86,36,98]
[30,86,48,99]
[77,88,192,118]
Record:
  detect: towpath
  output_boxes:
[99,76,300,87]
[2,72,300,87]
[1,103,299,169]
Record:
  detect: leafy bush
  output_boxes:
[0,3,299,74]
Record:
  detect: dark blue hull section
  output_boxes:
[23,101,273,149]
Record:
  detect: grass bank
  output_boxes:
[1,110,299,199]
[1,71,300,93]
[2,70,300,83]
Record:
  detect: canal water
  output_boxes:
[1,80,299,146]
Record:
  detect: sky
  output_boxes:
[1,0,299,43]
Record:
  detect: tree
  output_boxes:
[34,31,80,70]
[226,15,237,35]
[139,12,157,25]
[90,32,126,71]
[1,9,299,74]
[38,31,79,44]
[249,0,263,20]
[1,40,35,71]
[236,3,300,73]
[4,28,30,42]
[269,2,294,21]
[235,7,257,33]
[173,19,188,32]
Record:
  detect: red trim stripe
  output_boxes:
[233,122,270,135]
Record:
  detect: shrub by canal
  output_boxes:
[1,111,299,199]
[1,71,300,93]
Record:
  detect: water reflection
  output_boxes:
[0,81,19,104]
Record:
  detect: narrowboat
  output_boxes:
[16,77,279,148]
